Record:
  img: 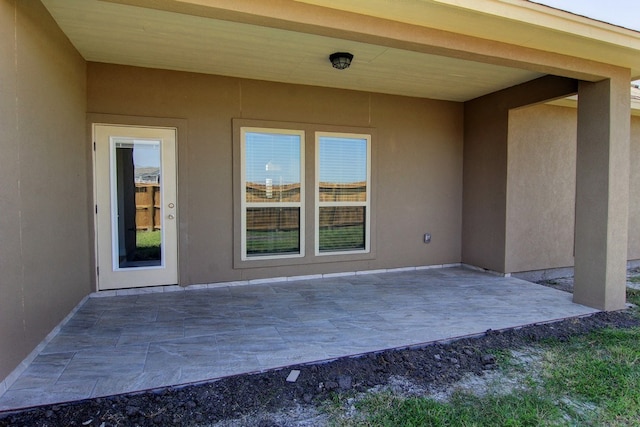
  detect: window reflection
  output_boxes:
[319,136,367,201]
[243,130,304,258]
[114,140,162,268]
[317,134,370,254]
[245,132,301,203]
[246,207,300,255]
[319,206,365,252]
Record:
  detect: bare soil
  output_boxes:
[1,282,639,427]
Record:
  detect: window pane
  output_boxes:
[246,207,300,256]
[114,140,162,268]
[245,132,301,203]
[319,136,367,202]
[319,206,365,252]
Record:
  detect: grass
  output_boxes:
[627,288,640,306]
[134,230,161,260]
[326,289,640,426]
[335,391,565,427]
[136,230,161,248]
[544,326,640,425]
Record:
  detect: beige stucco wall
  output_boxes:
[462,94,509,272]
[505,104,640,273]
[629,116,640,260]
[0,1,89,382]
[505,104,577,272]
[87,63,463,285]
[462,76,578,273]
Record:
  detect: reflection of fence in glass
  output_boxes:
[319,206,365,252]
[246,182,301,203]
[319,181,366,202]
[131,183,161,262]
[246,207,300,255]
[135,183,161,231]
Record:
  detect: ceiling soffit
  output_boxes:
[41,0,639,101]
[295,0,640,74]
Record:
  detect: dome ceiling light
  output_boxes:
[329,52,353,70]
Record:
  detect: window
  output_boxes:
[241,128,304,260]
[316,132,371,255]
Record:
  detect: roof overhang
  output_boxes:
[41,0,640,102]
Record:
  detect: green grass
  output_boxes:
[135,230,161,260]
[334,391,565,427]
[327,292,640,426]
[627,288,640,306]
[136,230,161,248]
[543,326,640,425]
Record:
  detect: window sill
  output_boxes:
[234,250,375,270]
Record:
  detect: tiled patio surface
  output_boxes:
[0,266,599,411]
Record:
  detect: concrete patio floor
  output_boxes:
[0,266,599,411]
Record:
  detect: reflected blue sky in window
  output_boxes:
[133,142,161,168]
[319,137,367,183]
[245,132,301,184]
[114,139,161,168]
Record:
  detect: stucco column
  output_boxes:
[574,77,630,311]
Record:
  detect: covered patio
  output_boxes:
[3,0,640,415]
[0,267,598,411]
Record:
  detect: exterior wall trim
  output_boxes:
[92,263,464,297]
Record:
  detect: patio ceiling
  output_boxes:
[41,0,640,102]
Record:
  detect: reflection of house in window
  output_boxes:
[135,167,160,184]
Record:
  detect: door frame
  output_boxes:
[92,122,180,291]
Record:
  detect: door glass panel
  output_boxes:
[113,139,162,268]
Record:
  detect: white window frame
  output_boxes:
[240,127,305,261]
[315,132,371,256]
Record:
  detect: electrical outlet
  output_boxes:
[424,233,431,243]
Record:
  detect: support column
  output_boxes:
[574,77,630,311]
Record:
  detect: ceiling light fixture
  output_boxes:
[329,52,353,70]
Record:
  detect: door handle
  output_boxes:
[168,214,175,220]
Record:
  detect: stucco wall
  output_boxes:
[505,104,577,272]
[0,1,88,382]
[629,116,640,261]
[87,63,463,285]
[462,93,509,272]
[462,76,578,273]
[505,104,640,273]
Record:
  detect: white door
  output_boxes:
[94,125,178,290]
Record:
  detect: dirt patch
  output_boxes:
[1,309,638,427]
[536,267,640,293]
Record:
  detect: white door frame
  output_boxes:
[93,124,179,290]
